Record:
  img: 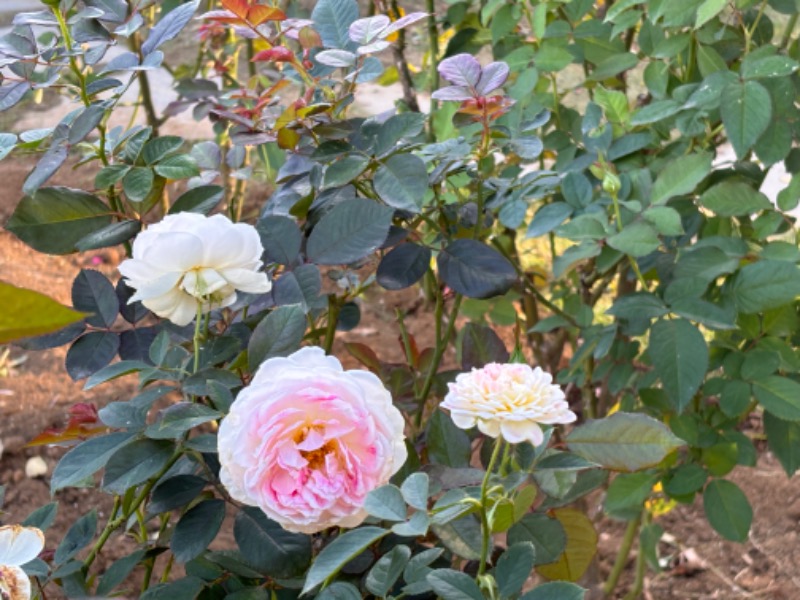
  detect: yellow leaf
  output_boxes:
[536,508,598,582]
[0,281,86,344]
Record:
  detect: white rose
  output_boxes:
[118,213,271,326]
[441,362,576,445]
[0,525,45,600]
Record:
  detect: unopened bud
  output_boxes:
[603,172,621,195]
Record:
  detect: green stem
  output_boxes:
[623,512,650,600]
[780,13,798,49]
[323,296,341,354]
[416,293,462,413]
[193,303,203,374]
[478,439,504,577]
[425,0,439,141]
[84,452,182,573]
[603,513,642,596]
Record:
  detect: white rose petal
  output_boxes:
[441,362,576,445]
[119,213,271,326]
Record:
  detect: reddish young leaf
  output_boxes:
[252,47,295,62]
[221,0,249,19]
[248,5,286,25]
[27,403,108,447]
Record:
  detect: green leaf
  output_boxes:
[234,507,311,578]
[521,582,586,600]
[96,550,147,597]
[301,527,388,594]
[141,577,205,600]
[306,198,393,265]
[374,154,428,213]
[699,180,771,216]
[630,99,682,126]
[247,304,306,371]
[143,136,184,164]
[123,167,155,203]
[593,86,630,127]
[664,463,708,496]
[72,269,118,328]
[752,376,800,421]
[6,187,112,255]
[605,472,660,519]
[55,510,97,565]
[257,215,303,265]
[427,569,484,600]
[426,410,471,468]
[171,499,225,563]
[316,582,361,600]
[566,412,684,472]
[312,0,358,50]
[400,473,430,511]
[461,322,509,370]
[75,220,142,251]
[650,152,712,205]
[741,55,799,79]
[703,479,752,542]
[495,543,536,598]
[607,292,667,320]
[527,202,573,238]
[65,331,120,381]
[607,222,660,257]
[733,261,800,313]
[0,281,86,344]
[431,515,482,560]
[51,433,134,492]
[95,165,130,189]
[377,243,431,290]
[145,403,223,439]
[23,503,58,531]
[649,319,708,412]
[149,475,207,515]
[155,154,200,180]
[643,206,684,236]
[764,412,800,477]
[695,0,726,27]
[777,174,800,212]
[437,239,517,299]
[141,0,200,55]
[102,439,175,493]
[364,485,407,522]
[365,545,411,596]
[507,513,566,566]
[720,80,772,159]
[169,185,223,215]
[322,154,370,189]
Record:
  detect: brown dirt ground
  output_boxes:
[1,153,799,600]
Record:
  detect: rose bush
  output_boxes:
[218,347,407,534]
[1,0,798,598]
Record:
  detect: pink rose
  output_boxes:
[217,347,407,534]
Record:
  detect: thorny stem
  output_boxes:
[780,13,798,49]
[610,189,648,289]
[477,438,504,577]
[623,512,650,600]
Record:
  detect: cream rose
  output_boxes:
[217,347,407,534]
[0,525,45,600]
[118,213,271,326]
[441,362,576,445]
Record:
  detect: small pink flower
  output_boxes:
[217,347,407,534]
[441,362,576,446]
